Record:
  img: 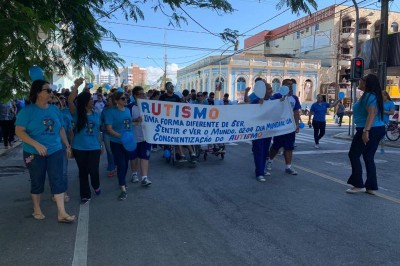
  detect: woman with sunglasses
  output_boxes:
[346,74,385,195]
[15,80,75,223]
[68,78,104,204]
[104,91,135,201]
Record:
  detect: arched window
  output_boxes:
[237,77,246,91]
[272,78,281,93]
[392,22,399,33]
[215,77,224,91]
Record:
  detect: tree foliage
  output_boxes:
[0,0,317,100]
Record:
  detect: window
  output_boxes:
[315,24,320,31]
[392,22,399,33]
[306,27,309,33]
[296,31,300,39]
[282,36,285,40]
[341,47,350,55]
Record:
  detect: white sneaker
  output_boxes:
[257,176,266,182]
[314,144,320,149]
[264,171,271,176]
[141,177,152,186]
[266,161,272,171]
[131,173,139,183]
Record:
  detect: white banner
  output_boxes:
[137,99,296,145]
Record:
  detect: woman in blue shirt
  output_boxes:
[380,91,395,153]
[346,74,385,195]
[105,91,135,201]
[15,80,75,223]
[68,78,104,204]
[308,95,340,149]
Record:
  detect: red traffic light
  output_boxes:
[355,60,362,67]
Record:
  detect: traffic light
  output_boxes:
[350,57,364,80]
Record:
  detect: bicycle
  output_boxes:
[386,121,400,141]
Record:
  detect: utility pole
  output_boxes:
[163,30,168,90]
[349,0,359,137]
[377,0,389,91]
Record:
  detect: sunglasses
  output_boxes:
[42,89,53,94]
[197,95,203,97]
[119,97,127,101]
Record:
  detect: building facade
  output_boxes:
[116,64,147,87]
[177,53,320,104]
[244,4,400,101]
[94,71,116,86]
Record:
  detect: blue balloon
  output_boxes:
[29,66,44,81]
[117,87,123,92]
[299,122,305,129]
[338,92,345,99]
[121,131,136,152]
[87,83,93,89]
[104,84,111,90]
[163,149,171,158]
[248,92,258,102]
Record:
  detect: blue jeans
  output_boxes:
[103,133,115,172]
[110,141,129,186]
[24,149,66,194]
[347,126,385,190]
[62,149,68,181]
[252,137,272,177]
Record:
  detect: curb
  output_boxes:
[333,133,400,148]
[0,141,22,157]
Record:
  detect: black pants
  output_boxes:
[312,120,326,144]
[337,113,344,126]
[0,120,14,146]
[73,149,101,199]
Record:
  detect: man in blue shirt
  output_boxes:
[267,79,301,175]
[308,94,340,149]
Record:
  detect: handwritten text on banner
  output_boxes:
[137,99,296,145]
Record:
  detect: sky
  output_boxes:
[97,0,400,86]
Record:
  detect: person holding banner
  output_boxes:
[130,86,152,186]
[267,79,301,175]
[105,91,135,201]
[308,94,340,149]
[244,80,274,182]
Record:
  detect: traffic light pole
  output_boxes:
[350,0,359,137]
[377,0,389,91]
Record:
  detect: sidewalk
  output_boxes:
[0,141,22,156]
[333,132,400,148]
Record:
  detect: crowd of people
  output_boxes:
[7,73,392,223]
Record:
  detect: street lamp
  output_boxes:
[218,40,239,99]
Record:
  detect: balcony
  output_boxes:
[341,28,354,40]
[338,54,352,66]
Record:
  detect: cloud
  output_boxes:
[146,63,180,87]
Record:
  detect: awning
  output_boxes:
[342,13,355,21]
[341,40,354,48]
[360,17,372,24]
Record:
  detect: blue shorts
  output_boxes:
[272,132,296,151]
[132,141,151,160]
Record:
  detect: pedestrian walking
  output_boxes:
[68,78,103,204]
[0,100,16,149]
[101,94,116,177]
[105,91,135,201]
[380,91,395,153]
[15,79,75,223]
[336,100,345,126]
[308,94,340,149]
[346,74,385,195]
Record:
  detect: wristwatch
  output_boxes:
[363,129,370,133]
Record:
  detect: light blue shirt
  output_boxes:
[383,100,395,123]
[104,107,134,144]
[310,102,330,122]
[16,104,63,155]
[353,92,384,128]
[72,112,101,150]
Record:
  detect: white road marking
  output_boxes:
[72,203,90,266]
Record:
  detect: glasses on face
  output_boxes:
[197,95,203,98]
[42,89,52,94]
[119,97,127,101]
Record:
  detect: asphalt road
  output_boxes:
[1,126,400,266]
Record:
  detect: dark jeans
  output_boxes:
[73,149,101,199]
[252,137,272,177]
[110,141,129,186]
[347,126,385,190]
[0,120,14,146]
[312,120,326,144]
[24,149,66,194]
[337,113,344,126]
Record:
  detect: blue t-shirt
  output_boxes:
[272,93,301,111]
[16,104,63,155]
[72,112,101,150]
[104,107,134,144]
[310,102,330,122]
[353,92,384,128]
[383,100,395,123]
